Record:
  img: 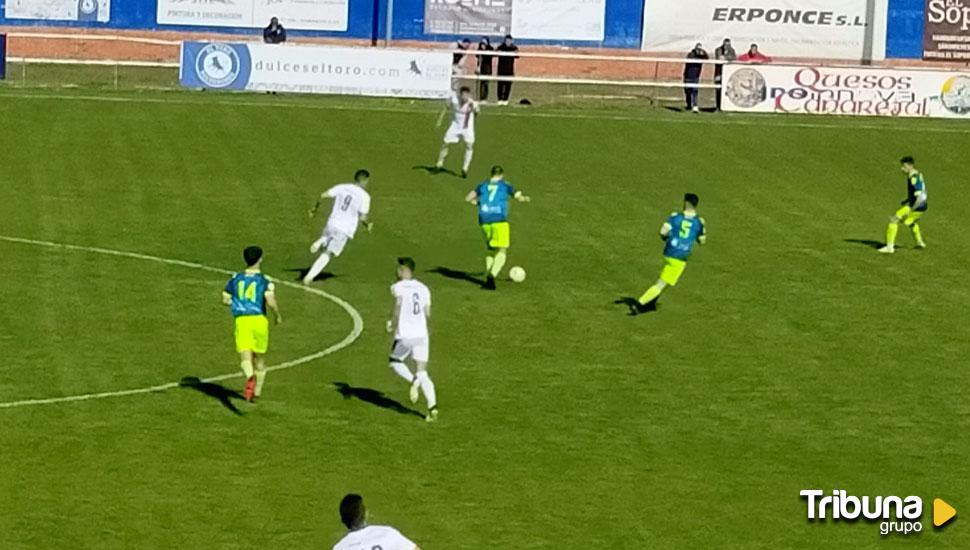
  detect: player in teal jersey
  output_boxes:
[465,165,530,290]
[222,246,283,401]
[631,193,707,315]
[879,156,928,254]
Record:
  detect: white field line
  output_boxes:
[0,235,364,409]
[1,90,969,135]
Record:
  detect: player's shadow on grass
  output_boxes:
[843,238,883,249]
[613,296,657,316]
[333,382,425,419]
[179,376,244,415]
[412,165,459,177]
[284,267,337,282]
[427,266,486,287]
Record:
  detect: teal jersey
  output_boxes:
[663,212,705,260]
[224,272,272,317]
[476,179,516,224]
[906,171,928,212]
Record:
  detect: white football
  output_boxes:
[509,266,526,283]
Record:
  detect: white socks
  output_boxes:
[437,144,449,167]
[304,252,331,283]
[462,145,474,172]
[390,361,414,383]
[415,371,437,409]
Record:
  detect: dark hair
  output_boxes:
[684,193,700,207]
[354,169,370,182]
[339,494,365,529]
[504,34,513,40]
[900,156,915,165]
[243,246,263,267]
[398,257,416,271]
[461,38,471,44]
[459,86,471,94]
[490,165,504,177]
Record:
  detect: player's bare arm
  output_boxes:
[698,219,708,245]
[307,193,331,218]
[221,291,232,306]
[465,190,479,204]
[387,297,401,333]
[265,289,283,324]
[660,222,672,241]
[359,213,374,232]
[513,190,531,203]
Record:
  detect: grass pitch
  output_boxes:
[0,88,968,549]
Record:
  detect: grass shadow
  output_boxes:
[412,165,458,177]
[428,266,486,287]
[843,238,883,250]
[283,267,336,282]
[333,382,425,419]
[613,296,657,316]
[179,376,244,415]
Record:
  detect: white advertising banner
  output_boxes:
[5,0,110,22]
[511,0,607,41]
[180,42,454,99]
[158,0,348,31]
[721,64,970,118]
[641,0,887,60]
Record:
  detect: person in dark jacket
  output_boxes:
[713,38,737,110]
[476,37,495,102]
[683,43,708,113]
[496,35,518,105]
[263,17,286,44]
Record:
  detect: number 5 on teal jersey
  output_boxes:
[679,219,693,238]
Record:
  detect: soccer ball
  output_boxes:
[509,266,526,283]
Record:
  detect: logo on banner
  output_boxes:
[725,68,768,107]
[195,43,242,88]
[941,75,970,114]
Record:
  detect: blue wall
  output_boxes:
[0,0,930,56]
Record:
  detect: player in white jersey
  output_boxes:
[387,257,438,421]
[303,170,373,285]
[435,86,479,179]
[333,494,420,550]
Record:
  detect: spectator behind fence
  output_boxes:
[683,42,708,113]
[496,35,519,105]
[477,37,495,102]
[738,43,772,63]
[451,38,472,90]
[263,17,286,44]
[714,38,736,111]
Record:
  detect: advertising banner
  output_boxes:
[424,0,512,36]
[923,0,970,61]
[5,0,110,22]
[180,42,453,99]
[424,0,605,41]
[158,0,348,32]
[721,64,970,118]
[641,0,887,60]
[511,0,605,41]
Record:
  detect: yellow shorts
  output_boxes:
[660,257,687,286]
[481,222,510,249]
[234,315,269,354]
[894,205,923,226]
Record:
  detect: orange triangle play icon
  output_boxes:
[934,498,956,527]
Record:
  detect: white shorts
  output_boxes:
[444,124,475,145]
[389,337,429,364]
[320,226,350,257]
